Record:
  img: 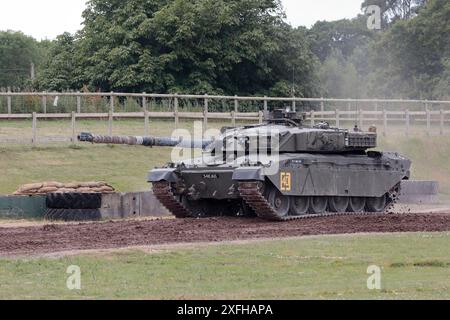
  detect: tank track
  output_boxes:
[238,181,401,222]
[152,181,192,218]
[153,181,401,222]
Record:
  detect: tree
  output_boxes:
[0,31,43,88]
[35,33,81,91]
[368,0,450,98]
[361,0,428,27]
[318,50,360,98]
[433,57,450,99]
[308,16,374,63]
[46,0,319,96]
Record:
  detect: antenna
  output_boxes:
[292,66,296,112]
[292,66,295,96]
[354,99,360,132]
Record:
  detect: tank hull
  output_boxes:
[149,152,410,199]
[149,151,411,221]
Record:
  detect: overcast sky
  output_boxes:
[0,0,364,40]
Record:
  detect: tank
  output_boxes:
[78,109,411,221]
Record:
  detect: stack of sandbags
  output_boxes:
[14,181,115,195]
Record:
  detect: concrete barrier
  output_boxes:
[399,181,439,204]
[100,192,169,218]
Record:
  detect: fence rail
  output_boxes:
[1,91,450,105]
[1,92,450,145]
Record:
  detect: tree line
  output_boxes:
[1,0,449,99]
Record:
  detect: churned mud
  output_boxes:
[1,213,450,257]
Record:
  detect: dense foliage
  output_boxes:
[1,0,449,99]
[36,0,320,97]
[311,0,449,99]
[0,31,49,89]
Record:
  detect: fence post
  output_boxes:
[32,112,37,146]
[76,92,81,113]
[310,110,315,127]
[374,101,379,122]
[42,92,47,114]
[231,111,236,127]
[203,94,209,133]
[233,95,238,126]
[7,88,12,116]
[405,109,410,137]
[143,93,149,136]
[320,97,324,112]
[335,109,340,128]
[359,108,363,129]
[259,111,264,124]
[263,96,268,113]
[292,97,296,112]
[110,92,114,113]
[174,93,179,129]
[71,111,76,143]
[426,107,431,136]
[108,108,113,137]
[383,109,387,136]
[440,109,444,135]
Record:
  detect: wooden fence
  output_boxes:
[1,92,449,144]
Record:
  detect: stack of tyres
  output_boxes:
[44,193,102,221]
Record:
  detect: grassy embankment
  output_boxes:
[0,233,449,299]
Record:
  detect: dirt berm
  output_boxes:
[1,213,449,257]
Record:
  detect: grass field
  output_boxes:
[1,119,450,196]
[0,232,448,299]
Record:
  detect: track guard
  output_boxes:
[232,167,264,181]
[148,169,179,183]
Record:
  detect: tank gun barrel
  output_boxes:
[78,132,213,149]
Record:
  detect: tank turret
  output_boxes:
[78,109,377,154]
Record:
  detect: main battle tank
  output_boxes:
[78,109,411,221]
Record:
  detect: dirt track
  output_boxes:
[1,212,450,257]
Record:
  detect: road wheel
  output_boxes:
[329,197,350,212]
[309,197,328,214]
[349,197,366,213]
[289,197,310,216]
[366,195,387,212]
[267,188,290,218]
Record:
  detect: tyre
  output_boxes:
[44,208,101,221]
[46,193,102,209]
[44,208,58,220]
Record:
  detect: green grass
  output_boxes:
[0,233,449,299]
[1,119,450,196]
